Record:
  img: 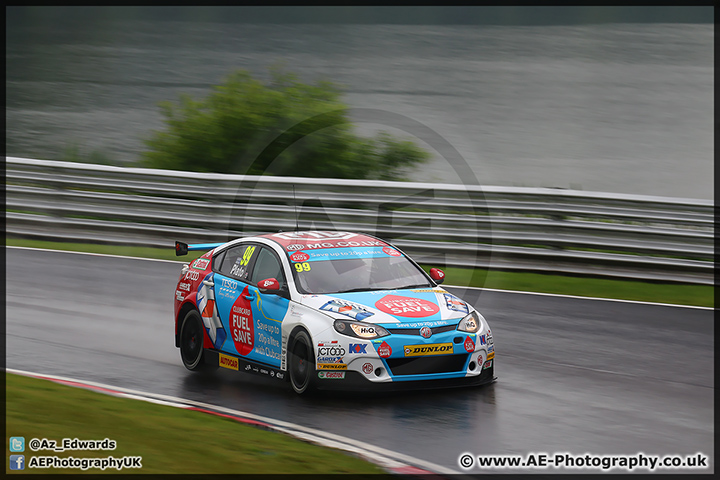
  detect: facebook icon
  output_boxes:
[10,455,25,470]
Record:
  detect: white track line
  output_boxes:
[7,245,181,264]
[8,245,712,310]
[7,368,458,475]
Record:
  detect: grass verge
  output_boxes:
[6,238,713,308]
[5,373,384,474]
[428,266,713,308]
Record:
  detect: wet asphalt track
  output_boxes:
[5,248,714,474]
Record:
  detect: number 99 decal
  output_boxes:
[240,246,256,266]
[294,262,311,273]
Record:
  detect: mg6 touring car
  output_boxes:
[174,231,496,394]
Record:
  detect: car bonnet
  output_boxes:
[300,288,471,325]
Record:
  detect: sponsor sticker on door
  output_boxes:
[230,287,254,355]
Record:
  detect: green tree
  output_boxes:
[140,69,429,180]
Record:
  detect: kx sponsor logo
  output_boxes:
[348,343,367,354]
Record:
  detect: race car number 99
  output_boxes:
[294,262,311,272]
[241,246,256,266]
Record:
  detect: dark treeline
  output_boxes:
[6,6,713,26]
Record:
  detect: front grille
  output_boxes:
[386,325,457,336]
[385,354,468,376]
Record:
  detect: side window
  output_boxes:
[212,250,226,272]
[250,247,286,289]
[218,244,258,283]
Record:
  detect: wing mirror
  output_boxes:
[429,268,445,284]
[258,278,280,293]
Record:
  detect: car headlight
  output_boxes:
[334,320,390,339]
[457,311,482,333]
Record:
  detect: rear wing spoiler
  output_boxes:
[175,241,225,256]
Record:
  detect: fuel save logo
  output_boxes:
[374,295,440,318]
[230,286,254,355]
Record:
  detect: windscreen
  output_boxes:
[288,248,433,295]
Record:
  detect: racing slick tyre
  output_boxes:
[180,310,216,372]
[289,330,316,394]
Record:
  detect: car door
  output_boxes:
[246,246,290,367]
[213,243,260,360]
[213,243,288,368]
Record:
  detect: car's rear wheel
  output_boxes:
[180,310,213,371]
[289,330,316,394]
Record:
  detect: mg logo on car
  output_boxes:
[420,326,432,338]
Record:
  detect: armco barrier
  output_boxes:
[5,157,714,284]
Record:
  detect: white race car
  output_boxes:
[174,230,495,394]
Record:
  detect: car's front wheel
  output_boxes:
[289,330,316,394]
[179,309,214,371]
